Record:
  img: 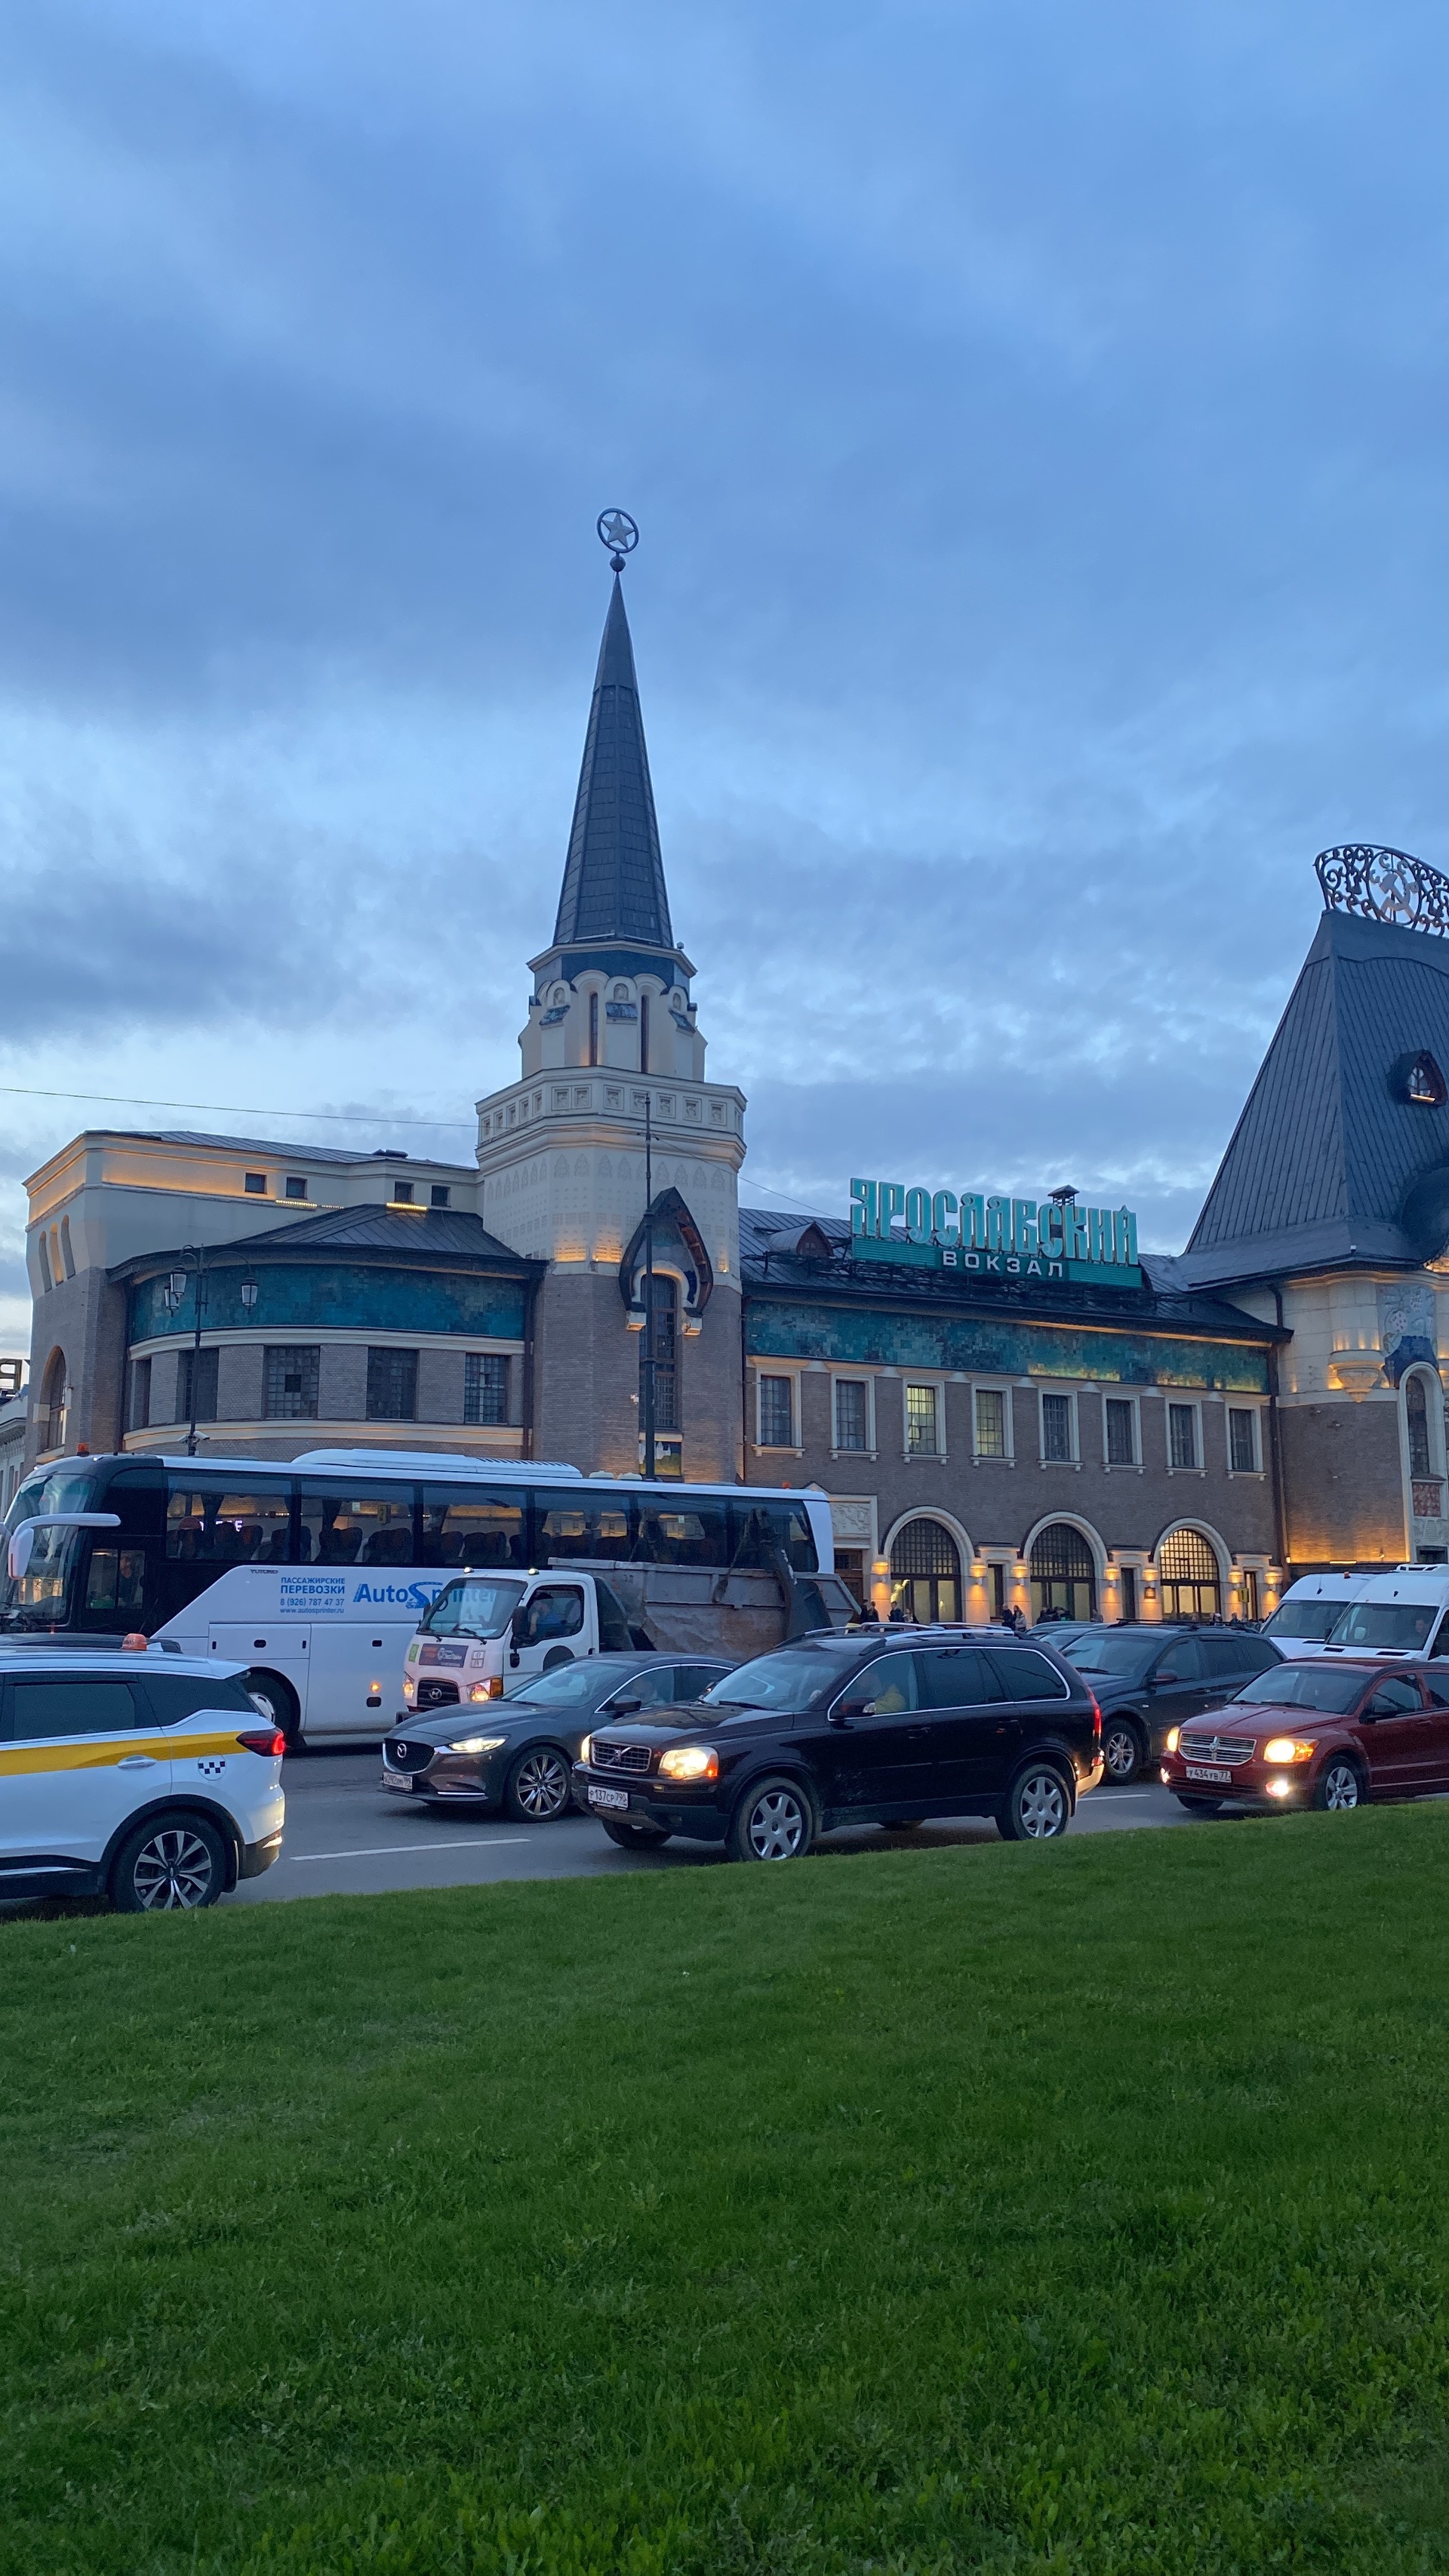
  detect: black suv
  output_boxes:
[1055,1623,1283,1783]
[574,1628,1103,1860]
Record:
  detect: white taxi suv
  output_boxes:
[0,1645,285,1913]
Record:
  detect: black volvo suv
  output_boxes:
[574,1628,1103,1860]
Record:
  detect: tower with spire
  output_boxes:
[473,539,746,1478]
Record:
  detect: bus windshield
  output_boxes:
[0,1470,107,1631]
[419,1576,528,1640]
[3,1468,103,1532]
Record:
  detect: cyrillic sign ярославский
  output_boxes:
[849,1182,1140,1284]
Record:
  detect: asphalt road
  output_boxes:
[226,1743,1197,1905]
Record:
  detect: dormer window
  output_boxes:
[244,1172,267,1195]
[1407,1051,1447,1106]
[393,1180,414,1203]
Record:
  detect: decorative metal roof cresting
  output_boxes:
[1315,844,1449,937]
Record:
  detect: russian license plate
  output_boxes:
[382,1768,414,1793]
[1186,1765,1232,1786]
[588,1783,630,1812]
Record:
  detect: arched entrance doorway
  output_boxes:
[1157,1526,1222,1620]
[1030,1522,1097,1623]
[889,1517,961,1623]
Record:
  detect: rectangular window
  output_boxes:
[392,1180,414,1203]
[430,1183,451,1208]
[285,1176,308,1199]
[1041,1392,1073,1462]
[1168,1402,1199,1470]
[834,1379,869,1451]
[299,1484,416,1567]
[128,1356,152,1433]
[244,1171,267,1195]
[974,1387,1007,1458]
[367,1347,418,1421]
[1105,1397,1137,1466]
[165,1485,292,1563]
[463,1353,508,1426]
[1228,1407,1259,1473]
[176,1346,219,1424]
[758,1375,795,1448]
[906,1383,939,1454]
[419,1483,527,1568]
[264,1345,320,1421]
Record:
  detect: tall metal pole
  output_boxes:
[641,1093,656,1480]
[185,1242,206,1459]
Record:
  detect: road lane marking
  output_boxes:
[284,1839,530,1863]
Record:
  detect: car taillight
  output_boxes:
[1088,1690,1102,1740]
[237,1728,285,1758]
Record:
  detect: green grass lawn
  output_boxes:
[7,1811,1449,2574]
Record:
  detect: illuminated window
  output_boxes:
[906,1384,940,1454]
[1029,1522,1096,1623]
[974,1387,1007,1458]
[889,1517,959,1623]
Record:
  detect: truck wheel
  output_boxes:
[111,1813,228,1913]
[600,1818,672,1849]
[246,1670,302,1753]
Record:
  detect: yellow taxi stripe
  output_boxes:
[0,1731,262,1778]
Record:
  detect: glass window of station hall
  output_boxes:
[1157,1526,1221,1619]
[463,1353,508,1426]
[889,1516,960,1623]
[1030,1522,1096,1622]
[906,1383,940,1455]
[757,1374,794,1448]
[1168,1402,1200,1470]
[368,1347,418,1422]
[834,1378,869,1451]
[1105,1397,1137,1467]
[1228,1406,1260,1473]
[1040,1392,1074,1463]
[265,1345,319,1422]
[974,1387,1008,1459]
[641,1279,678,1433]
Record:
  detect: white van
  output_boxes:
[1263,1571,1376,1659]
[1317,1568,1449,1662]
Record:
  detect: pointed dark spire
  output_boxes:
[552,575,674,952]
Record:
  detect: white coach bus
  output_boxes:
[0,1449,838,1746]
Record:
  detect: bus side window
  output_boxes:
[537,1499,635,1562]
[728,1500,819,1573]
[635,1503,728,1567]
[420,1485,530,1569]
[299,1485,417,1567]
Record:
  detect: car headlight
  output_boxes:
[1164,1727,1180,1755]
[449,1734,507,1755]
[1263,1736,1314,1764]
[658,1744,718,1781]
[579,1734,591,1765]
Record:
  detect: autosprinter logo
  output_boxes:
[352,1580,445,1611]
[850,1181,1140,1281]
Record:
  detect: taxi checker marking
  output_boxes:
[0,1730,262,1777]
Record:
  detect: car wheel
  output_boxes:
[1173,1794,1223,1816]
[728,1776,814,1863]
[504,1745,574,1821]
[110,1812,228,1913]
[1102,1717,1143,1784]
[600,1817,672,1849]
[246,1669,302,1753]
[998,1762,1072,1842]
[1313,1757,1364,1812]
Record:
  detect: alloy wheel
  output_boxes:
[1103,1723,1140,1783]
[746,1789,808,1859]
[1322,1761,1360,1811]
[510,1749,572,1820]
[131,1828,217,1910]
[1015,1769,1069,1838]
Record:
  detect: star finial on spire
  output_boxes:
[596,507,639,574]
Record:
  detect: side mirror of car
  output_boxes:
[830,1696,875,1727]
[1363,1693,1395,1721]
[606,1696,643,1716]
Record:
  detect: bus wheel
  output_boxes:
[246,1670,302,1753]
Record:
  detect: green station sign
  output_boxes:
[850,1180,1142,1287]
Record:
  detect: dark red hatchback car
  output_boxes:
[1159,1656,1449,1814]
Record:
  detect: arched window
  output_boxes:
[1157,1526,1221,1620]
[640,1276,678,1433]
[889,1517,960,1623]
[1407,1371,1434,1479]
[1030,1522,1096,1623]
[39,1349,68,1454]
